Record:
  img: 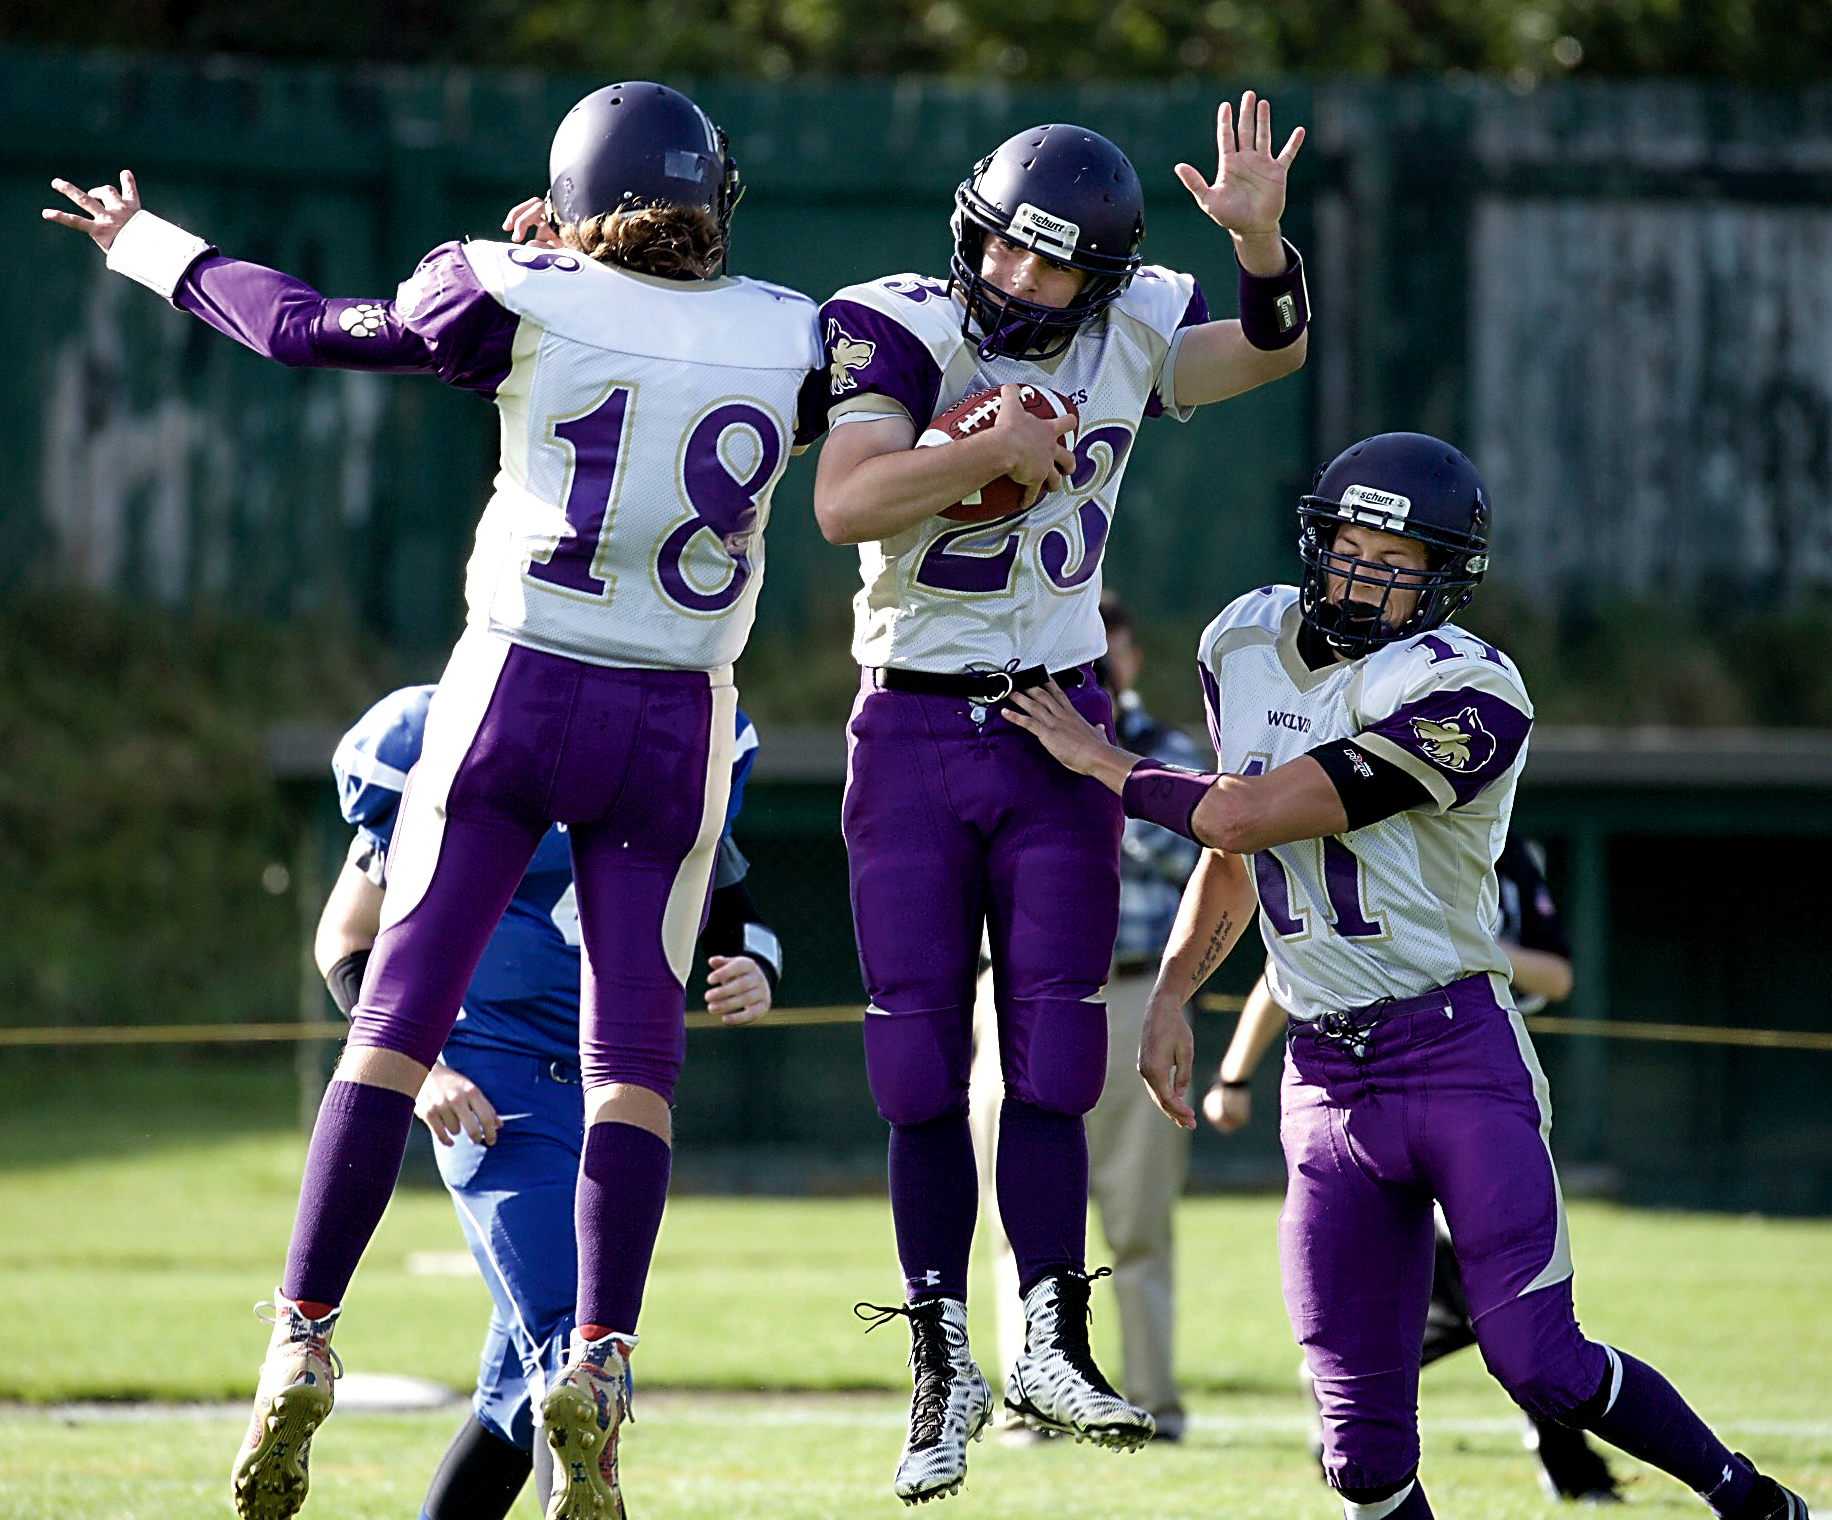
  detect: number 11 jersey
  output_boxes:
[1199,585,1536,1022]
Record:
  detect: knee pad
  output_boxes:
[1474,1286,1610,1423]
[1002,996,1108,1115]
[863,1006,970,1127]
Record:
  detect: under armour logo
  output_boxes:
[910,1269,943,1288]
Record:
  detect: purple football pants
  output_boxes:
[284,630,731,1320]
[353,631,731,1093]
[1279,973,1608,1493]
[844,673,1122,1298]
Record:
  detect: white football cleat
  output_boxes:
[857,1297,993,1505]
[541,1328,636,1520]
[230,1294,342,1520]
[1004,1269,1154,1451]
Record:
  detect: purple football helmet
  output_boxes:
[949,124,1144,360]
[1298,432,1492,657]
[547,82,743,238]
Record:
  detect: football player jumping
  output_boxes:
[320,691,780,1520]
[1003,432,1811,1520]
[46,83,822,1520]
[814,93,1308,1502]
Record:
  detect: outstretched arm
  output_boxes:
[1002,680,1349,852]
[42,173,515,389]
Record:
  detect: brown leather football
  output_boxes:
[915,384,1080,522]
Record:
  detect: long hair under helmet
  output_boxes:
[1298,432,1492,659]
[546,82,744,255]
[949,123,1145,361]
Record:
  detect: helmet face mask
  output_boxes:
[948,124,1145,360]
[1296,434,1492,659]
[546,82,744,250]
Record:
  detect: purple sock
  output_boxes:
[282,1080,417,1308]
[575,1121,672,1334]
[887,1112,977,1301]
[996,1098,1087,1295]
[1587,1350,1754,1514]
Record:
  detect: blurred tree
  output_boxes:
[6,0,1831,81]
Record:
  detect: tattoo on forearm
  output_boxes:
[1188,910,1234,992]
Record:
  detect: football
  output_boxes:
[915,384,1079,522]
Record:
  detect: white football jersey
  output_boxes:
[1199,586,1536,1021]
[819,269,1205,672]
[455,241,821,671]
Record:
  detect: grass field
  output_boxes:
[3,1058,1829,1517]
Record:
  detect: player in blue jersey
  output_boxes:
[314,688,782,1520]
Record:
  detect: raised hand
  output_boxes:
[1174,90,1304,244]
[41,171,143,251]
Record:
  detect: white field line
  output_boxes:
[6,1394,1831,1442]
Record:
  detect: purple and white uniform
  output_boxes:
[103,208,822,1337]
[1199,587,1626,1501]
[823,268,1205,671]
[106,211,821,1093]
[820,270,1205,1303]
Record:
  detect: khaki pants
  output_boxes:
[970,968,1189,1419]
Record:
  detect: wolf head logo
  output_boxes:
[1409,707,1494,773]
[827,320,876,393]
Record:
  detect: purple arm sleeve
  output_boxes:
[818,298,944,426]
[1144,280,1210,420]
[1359,687,1532,808]
[1122,759,1218,842]
[174,242,518,395]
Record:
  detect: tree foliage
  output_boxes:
[6,0,1832,83]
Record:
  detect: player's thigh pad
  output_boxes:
[567,669,733,1098]
[1279,1048,1435,1492]
[355,635,559,1064]
[841,686,987,1018]
[984,685,1122,1116]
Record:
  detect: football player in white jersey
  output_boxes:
[815,94,1308,1502]
[47,83,822,1520]
[1004,432,1810,1520]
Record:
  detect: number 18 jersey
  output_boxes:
[819,269,1205,673]
[456,242,822,672]
[1199,586,1536,1022]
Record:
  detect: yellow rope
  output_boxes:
[2,997,1828,1051]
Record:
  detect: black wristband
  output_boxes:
[1237,240,1309,351]
[1218,1079,1251,1091]
[700,879,782,990]
[325,949,370,1019]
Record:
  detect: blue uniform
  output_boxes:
[332,686,761,1449]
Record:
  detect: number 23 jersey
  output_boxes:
[1199,586,1535,1022]
[819,268,1206,672]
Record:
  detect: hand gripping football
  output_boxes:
[915,384,1080,522]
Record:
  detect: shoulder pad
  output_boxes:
[1363,626,1532,722]
[1112,265,1200,338]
